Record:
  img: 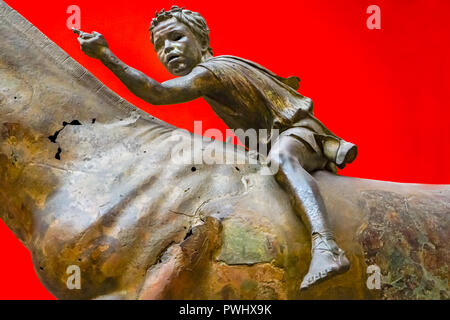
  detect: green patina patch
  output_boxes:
[240,279,258,292]
[217,218,276,265]
[359,190,449,300]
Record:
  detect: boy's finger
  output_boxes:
[72,28,93,39]
[81,32,95,40]
[74,29,95,40]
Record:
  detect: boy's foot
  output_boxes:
[300,233,350,290]
[336,141,357,169]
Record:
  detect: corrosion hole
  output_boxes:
[92,118,96,124]
[55,147,62,160]
[14,96,17,100]
[191,167,197,172]
[48,128,64,143]
[48,120,82,143]
[65,120,82,126]
[235,166,240,171]
[184,229,193,240]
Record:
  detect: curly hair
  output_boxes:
[149,5,213,55]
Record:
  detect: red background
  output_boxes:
[1,0,449,299]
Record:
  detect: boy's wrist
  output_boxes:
[98,47,112,62]
[99,48,123,72]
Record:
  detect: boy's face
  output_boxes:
[152,18,204,76]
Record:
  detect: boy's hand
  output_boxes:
[73,28,109,59]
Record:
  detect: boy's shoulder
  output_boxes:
[197,55,300,91]
[198,55,271,73]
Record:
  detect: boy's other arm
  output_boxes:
[76,30,218,105]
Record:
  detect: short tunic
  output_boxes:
[197,55,356,170]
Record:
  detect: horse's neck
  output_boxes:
[0,1,180,244]
[0,0,171,132]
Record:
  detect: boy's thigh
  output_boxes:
[269,131,327,173]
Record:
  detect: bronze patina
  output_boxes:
[0,1,448,299]
[76,6,356,289]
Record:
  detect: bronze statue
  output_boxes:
[75,6,357,289]
[2,0,448,299]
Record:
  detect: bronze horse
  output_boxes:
[0,1,448,299]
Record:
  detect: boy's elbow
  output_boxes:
[147,98,165,105]
[140,84,168,105]
[139,94,164,105]
[144,91,169,105]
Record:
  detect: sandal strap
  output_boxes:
[311,232,338,253]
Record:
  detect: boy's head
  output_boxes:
[150,6,213,76]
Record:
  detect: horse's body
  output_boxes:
[1,1,448,299]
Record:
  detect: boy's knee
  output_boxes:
[269,150,303,168]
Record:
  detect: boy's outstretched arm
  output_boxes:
[75,29,217,105]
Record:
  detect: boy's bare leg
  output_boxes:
[268,135,350,290]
